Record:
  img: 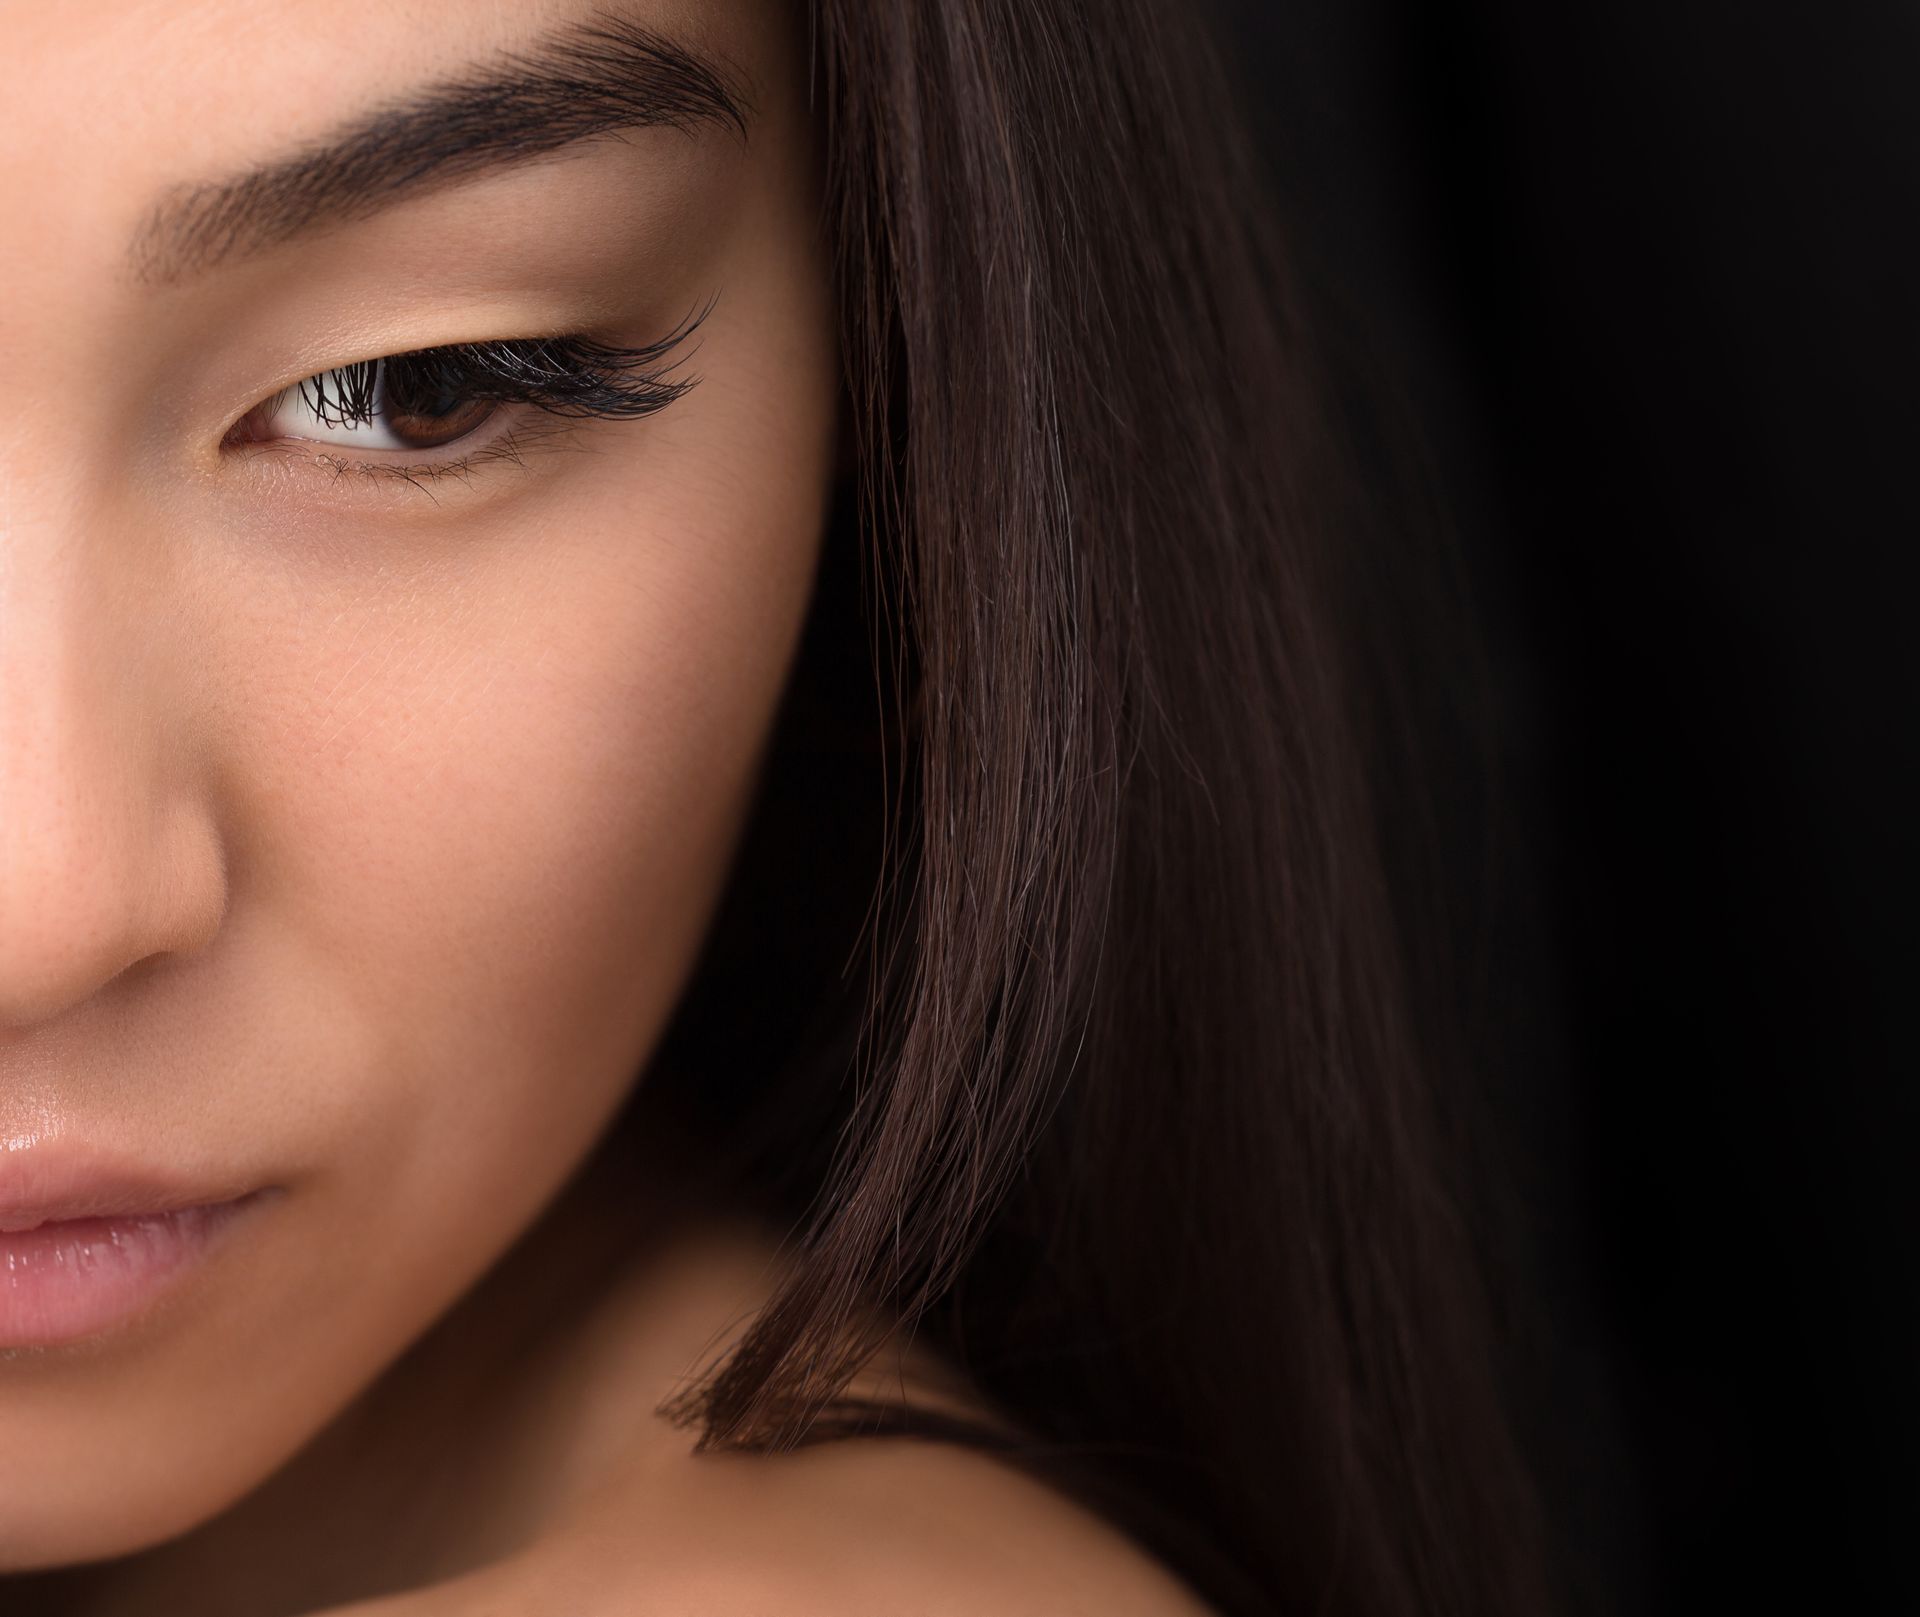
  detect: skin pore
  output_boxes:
[0,1,1210,1611]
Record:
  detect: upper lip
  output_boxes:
[0,1144,259,1233]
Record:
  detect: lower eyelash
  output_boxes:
[231,412,582,517]
[294,415,589,500]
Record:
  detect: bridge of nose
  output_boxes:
[0,435,227,1033]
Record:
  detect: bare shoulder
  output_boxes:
[307,1431,1217,1617]
[559,1432,1220,1617]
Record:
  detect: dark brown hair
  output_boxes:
[636,2,1559,1613]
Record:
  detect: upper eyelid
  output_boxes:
[247,300,714,433]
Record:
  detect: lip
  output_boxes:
[0,1146,262,1233]
[0,1147,272,1348]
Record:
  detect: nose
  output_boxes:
[0,513,228,1031]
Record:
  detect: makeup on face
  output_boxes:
[0,1199,268,1350]
[0,1138,273,1347]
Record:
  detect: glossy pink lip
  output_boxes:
[0,1149,271,1347]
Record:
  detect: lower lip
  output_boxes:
[0,1196,262,1349]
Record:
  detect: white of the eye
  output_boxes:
[260,361,410,451]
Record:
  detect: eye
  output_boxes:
[230,353,504,454]
[219,308,714,495]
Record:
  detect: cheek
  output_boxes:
[0,415,835,1565]
[175,371,833,1444]
[243,447,825,1199]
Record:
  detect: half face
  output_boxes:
[0,0,834,1568]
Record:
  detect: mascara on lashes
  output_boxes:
[226,298,713,476]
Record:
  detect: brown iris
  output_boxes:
[379,359,499,450]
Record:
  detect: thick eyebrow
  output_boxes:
[128,15,751,288]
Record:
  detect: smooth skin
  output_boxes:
[0,1,1208,1611]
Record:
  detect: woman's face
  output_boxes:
[0,0,832,1568]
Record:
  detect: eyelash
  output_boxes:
[228,301,710,493]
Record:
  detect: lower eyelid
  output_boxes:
[230,409,594,500]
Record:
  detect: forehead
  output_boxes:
[0,0,768,290]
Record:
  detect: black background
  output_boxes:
[1215,2,1918,1612]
